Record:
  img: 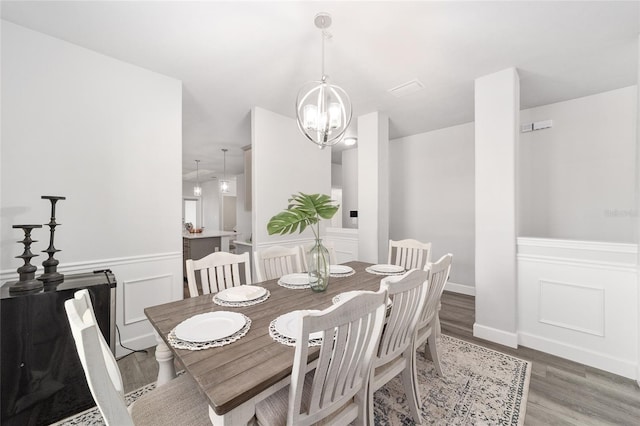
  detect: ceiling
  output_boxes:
[2,1,638,179]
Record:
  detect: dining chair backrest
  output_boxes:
[186,251,252,298]
[300,240,338,271]
[254,245,303,281]
[376,269,430,366]
[388,239,432,270]
[289,288,388,425]
[418,254,453,329]
[65,290,133,425]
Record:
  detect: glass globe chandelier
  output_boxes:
[296,13,352,149]
[193,160,202,196]
[220,149,229,194]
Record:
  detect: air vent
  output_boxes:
[388,79,425,97]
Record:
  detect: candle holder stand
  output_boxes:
[7,225,43,294]
[38,196,66,284]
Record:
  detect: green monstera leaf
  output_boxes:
[267,192,339,239]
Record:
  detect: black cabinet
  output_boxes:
[1,271,116,426]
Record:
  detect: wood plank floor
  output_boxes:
[118,291,640,425]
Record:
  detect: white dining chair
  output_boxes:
[388,239,432,270]
[64,290,210,426]
[414,254,453,379]
[300,240,338,271]
[368,269,430,424]
[185,251,252,298]
[254,245,303,281]
[255,288,388,426]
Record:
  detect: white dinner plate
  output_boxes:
[175,311,246,343]
[329,265,354,275]
[278,273,310,287]
[274,310,323,341]
[216,285,267,302]
[370,264,405,274]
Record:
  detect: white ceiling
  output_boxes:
[2,1,638,178]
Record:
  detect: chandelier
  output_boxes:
[295,13,352,149]
[193,160,202,196]
[220,149,229,194]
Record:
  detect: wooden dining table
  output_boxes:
[144,260,386,426]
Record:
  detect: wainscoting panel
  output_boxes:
[1,252,183,358]
[538,279,604,336]
[517,238,638,380]
[123,274,174,325]
[324,227,359,263]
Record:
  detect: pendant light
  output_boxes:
[295,12,352,149]
[220,149,229,194]
[193,160,202,196]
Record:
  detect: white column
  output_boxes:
[473,68,519,348]
[357,112,389,263]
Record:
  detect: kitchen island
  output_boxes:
[182,230,237,277]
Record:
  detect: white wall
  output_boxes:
[519,86,637,243]
[389,122,475,290]
[251,107,331,248]
[331,163,343,188]
[235,173,252,243]
[1,22,183,355]
[341,149,358,229]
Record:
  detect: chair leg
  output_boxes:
[435,314,442,339]
[366,379,375,426]
[400,354,423,424]
[355,383,369,426]
[428,332,444,377]
[412,343,422,407]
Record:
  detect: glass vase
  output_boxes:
[307,239,330,292]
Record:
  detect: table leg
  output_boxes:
[209,402,256,426]
[155,333,176,386]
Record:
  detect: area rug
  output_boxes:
[54,335,530,426]
[374,335,530,425]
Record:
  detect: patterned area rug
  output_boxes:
[374,335,530,425]
[53,335,530,425]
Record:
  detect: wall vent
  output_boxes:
[388,79,425,97]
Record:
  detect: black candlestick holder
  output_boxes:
[8,224,43,294]
[38,196,66,285]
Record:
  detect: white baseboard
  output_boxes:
[445,281,475,296]
[518,332,637,380]
[116,331,158,358]
[473,323,518,348]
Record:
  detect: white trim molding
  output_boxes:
[0,251,182,282]
[518,237,638,254]
[473,323,518,348]
[445,281,476,296]
[519,332,637,380]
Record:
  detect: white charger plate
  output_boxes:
[175,311,246,343]
[370,264,405,274]
[216,285,267,302]
[278,273,310,287]
[329,265,354,275]
[274,310,323,341]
